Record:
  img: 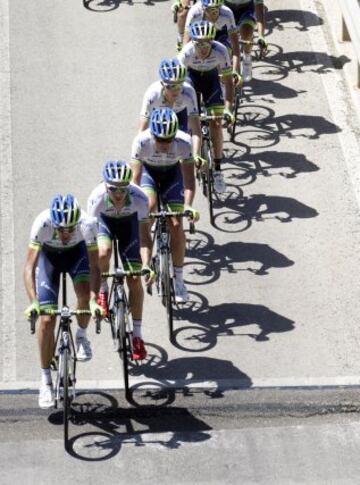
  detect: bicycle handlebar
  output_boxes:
[28,308,100,334]
[150,210,196,233]
[102,268,150,279]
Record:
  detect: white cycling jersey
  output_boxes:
[185,4,237,34]
[140,81,199,119]
[131,129,193,169]
[29,210,98,250]
[178,41,232,74]
[87,183,149,222]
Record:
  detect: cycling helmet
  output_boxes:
[201,0,224,8]
[150,108,179,139]
[50,194,81,228]
[159,58,187,84]
[102,160,132,186]
[190,20,217,41]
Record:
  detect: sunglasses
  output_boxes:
[107,185,129,193]
[154,136,174,144]
[194,40,211,48]
[57,226,76,234]
[205,7,219,13]
[163,83,183,92]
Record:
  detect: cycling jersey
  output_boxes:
[185,5,237,37]
[29,210,98,252]
[131,129,193,170]
[224,0,262,26]
[140,81,199,120]
[178,40,232,75]
[87,183,149,223]
[224,0,263,6]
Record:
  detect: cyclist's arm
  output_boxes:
[139,116,149,132]
[181,158,196,206]
[87,247,101,298]
[130,159,144,186]
[230,31,241,74]
[222,71,234,110]
[189,115,202,158]
[255,2,266,39]
[140,221,153,267]
[23,246,40,302]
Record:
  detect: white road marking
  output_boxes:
[0,0,16,382]
[2,375,360,392]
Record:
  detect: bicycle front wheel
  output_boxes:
[203,140,215,226]
[160,251,174,341]
[62,347,70,449]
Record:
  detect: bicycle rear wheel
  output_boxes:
[202,140,215,226]
[116,302,131,401]
[229,90,241,142]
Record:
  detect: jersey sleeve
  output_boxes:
[224,7,237,33]
[184,7,198,32]
[185,84,199,117]
[131,134,145,165]
[179,136,194,163]
[29,212,48,251]
[81,216,98,251]
[139,86,153,119]
[218,44,232,76]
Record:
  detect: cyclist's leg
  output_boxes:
[68,242,92,360]
[176,0,191,51]
[96,215,113,313]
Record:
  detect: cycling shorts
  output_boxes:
[187,67,224,113]
[224,2,256,27]
[36,241,90,309]
[141,163,184,211]
[98,212,142,271]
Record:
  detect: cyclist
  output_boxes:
[131,107,199,303]
[223,0,267,82]
[183,0,241,78]
[178,20,234,193]
[139,58,203,166]
[87,160,153,361]
[24,194,103,409]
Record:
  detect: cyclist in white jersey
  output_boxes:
[224,0,266,81]
[139,58,203,166]
[131,108,199,303]
[87,160,154,360]
[183,0,241,77]
[178,20,234,193]
[24,194,103,409]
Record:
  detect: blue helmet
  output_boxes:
[150,108,179,139]
[159,58,187,84]
[201,0,224,7]
[190,20,217,41]
[50,194,81,228]
[102,160,132,185]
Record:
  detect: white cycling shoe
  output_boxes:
[242,54,252,82]
[214,171,227,194]
[38,384,55,409]
[76,336,92,361]
[175,280,189,303]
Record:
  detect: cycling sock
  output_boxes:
[177,32,184,43]
[214,159,222,172]
[133,320,142,339]
[41,368,52,386]
[174,266,184,284]
[100,279,109,293]
[76,327,87,339]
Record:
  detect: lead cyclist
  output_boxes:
[223,0,267,82]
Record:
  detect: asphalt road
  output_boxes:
[1,0,360,482]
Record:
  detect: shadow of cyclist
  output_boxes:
[178,302,295,344]
[269,51,351,75]
[266,9,324,35]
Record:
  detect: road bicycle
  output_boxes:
[29,272,100,450]
[102,237,149,401]
[150,206,194,342]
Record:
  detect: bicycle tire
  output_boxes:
[62,347,70,449]
[160,251,174,341]
[122,329,131,401]
[230,90,241,142]
[205,143,215,226]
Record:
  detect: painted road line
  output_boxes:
[3,375,360,392]
[0,0,16,382]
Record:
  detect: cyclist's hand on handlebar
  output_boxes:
[142,264,156,285]
[232,71,243,88]
[90,298,105,318]
[223,109,235,127]
[194,155,207,168]
[257,37,268,52]
[184,205,200,223]
[24,299,40,320]
[171,0,181,13]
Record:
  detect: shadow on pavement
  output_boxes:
[266,9,324,35]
